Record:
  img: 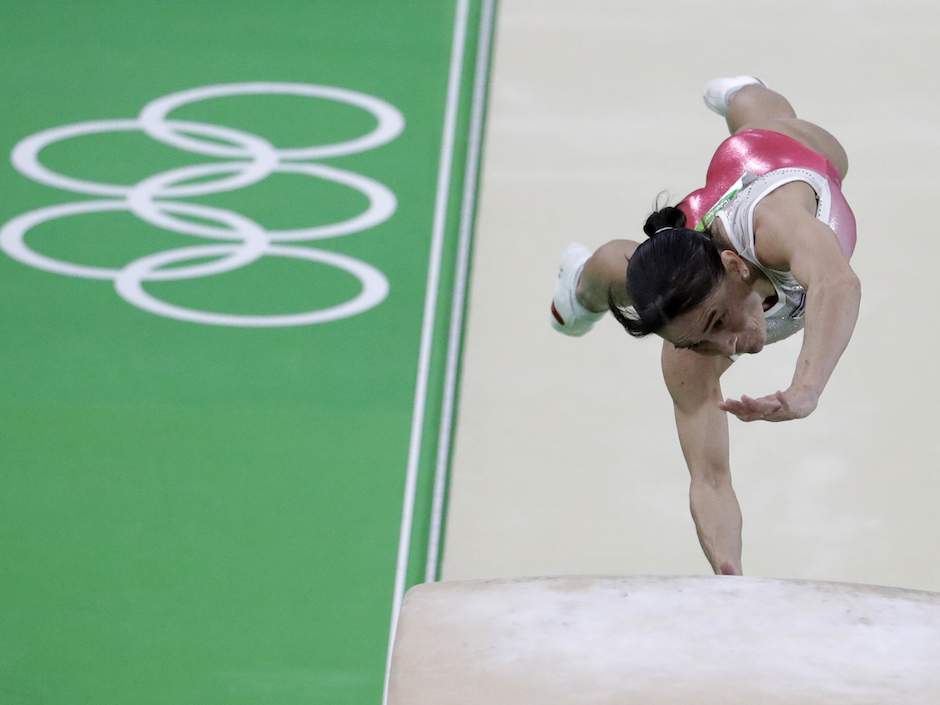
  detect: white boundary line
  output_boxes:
[424,0,497,583]
[382,0,470,702]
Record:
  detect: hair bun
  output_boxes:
[643,206,687,237]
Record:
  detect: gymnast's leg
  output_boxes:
[724,82,849,179]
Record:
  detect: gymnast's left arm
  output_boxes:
[723,212,861,422]
[785,216,861,411]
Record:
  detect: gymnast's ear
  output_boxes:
[719,249,750,280]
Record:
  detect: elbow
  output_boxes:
[689,460,733,490]
[843,270,861,292]
[820,270,861,300]
[844,271,862,303]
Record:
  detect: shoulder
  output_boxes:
[751,181,820,270]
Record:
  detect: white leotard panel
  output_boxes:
[715,167,832,345]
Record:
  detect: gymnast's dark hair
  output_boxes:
[608,204,729,337]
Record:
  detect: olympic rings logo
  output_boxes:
[0,82,405,327]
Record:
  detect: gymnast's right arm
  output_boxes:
[661,341,743,575]
[576,239,639,312]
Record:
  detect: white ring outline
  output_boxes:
[11,119,279,197]
[0,200,269,281]
[139,82,405,160]
[126,161,396,242]
[114,244,390,327]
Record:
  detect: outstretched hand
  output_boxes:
[719,385,819,422]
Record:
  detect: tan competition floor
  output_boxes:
[442,0,940,591]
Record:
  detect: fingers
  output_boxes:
[720,393,786,422]
[740,395,782,415]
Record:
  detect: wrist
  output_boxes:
[791,380,821,398]
[789,382,821,411]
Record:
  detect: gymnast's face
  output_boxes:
[660,251,768,358]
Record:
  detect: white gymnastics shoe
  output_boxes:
[550,243,605,336]
[703,76,766,117]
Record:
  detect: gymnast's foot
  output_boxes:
[703,76,765,117]
[550,243,604,336]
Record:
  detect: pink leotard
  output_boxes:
[677,129,856,259]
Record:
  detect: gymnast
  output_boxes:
[550,76,861,575]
